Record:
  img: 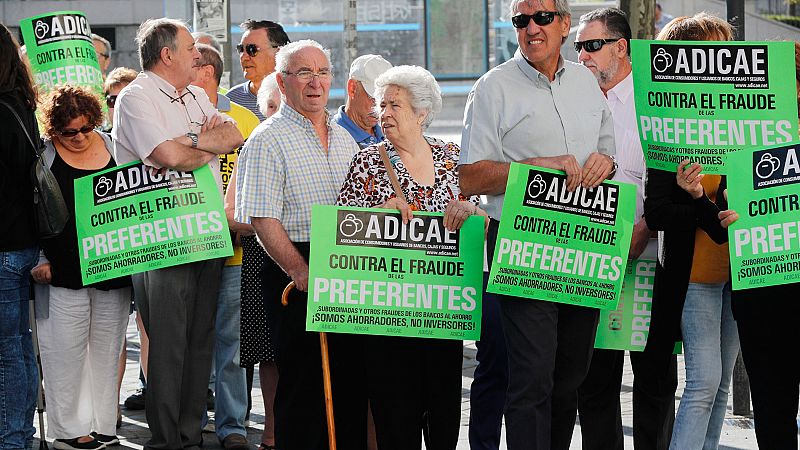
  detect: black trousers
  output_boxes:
[734,287,799,450]
[577,349,677,450]
[367,336,462,450]
[489,220,600,450]
[262,243,367,450]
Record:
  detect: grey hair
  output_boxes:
[91,33,111,57]
[257,72,281,117]
[192,31,222,54]
[374,65,442,130]
[275,39,332,74]
[136,18,187,71]
[509,0,571,18]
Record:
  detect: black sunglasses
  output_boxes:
[60,125,94,137]
[574,38,620,53]
[106,94,118,108]
[236,43,279,57]
[511,11,561,28]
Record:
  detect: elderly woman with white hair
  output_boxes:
[337,65,486,450]
[256,72,281,119]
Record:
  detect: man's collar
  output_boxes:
[278,103,333,128]
[514,49,566,86]
[333,105,383,142]
[607,71,633,105]
[145,70,187,94]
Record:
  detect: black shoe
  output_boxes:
[124,388,146,410]
[90,433,119,446]
[53,437,106,450]
[206,389,215,411]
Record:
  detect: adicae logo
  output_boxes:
[652,48,673,73]
[34,20,49,39]
[339,213,364,237]
[95,176,113,197]
[527,174,547,199]
[755,153,781,179]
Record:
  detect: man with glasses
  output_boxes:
[235,39,365,450]
[226,20,290,121]
[574,8,677,450]
[92,33,112,76]
[459,0,616,448]
[333,54,392,148]
[191,43,260,450]
[113,18,244,450]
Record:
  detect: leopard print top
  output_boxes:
[336,136,479,212]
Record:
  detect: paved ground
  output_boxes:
[30,313,763,450]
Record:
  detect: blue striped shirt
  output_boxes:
[225,81,265,121]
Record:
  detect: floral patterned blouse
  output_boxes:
[337,136,480,212]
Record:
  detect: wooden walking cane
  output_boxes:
[281,281,336,450]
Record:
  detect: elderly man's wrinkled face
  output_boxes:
[171,27,201,89]
[239,28,278,86]
[576,20,623,90]
[379,85,426,142]
[514,0,570,74]
[279,47,331,118]
[348,79,379,133]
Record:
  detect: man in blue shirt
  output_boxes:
[333,54,392,148]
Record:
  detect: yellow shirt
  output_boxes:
[689,175,730,283]
[219,98,260,266]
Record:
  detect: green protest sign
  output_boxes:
[727,143,800,290]
[487,164,635,310]
[20,11,104,100]
[632,40,798,174]
[75,161,233,285]
[307,205,484,340]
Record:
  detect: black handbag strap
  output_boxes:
[0,98,44,158]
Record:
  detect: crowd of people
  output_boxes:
[1,1,799,450]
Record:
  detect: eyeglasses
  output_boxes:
[236,43,279,57]
[282,69,333,82]
[159,88,207,131]
[60,125,94,137]
[511,11,561,28]
[574,38,620,53]
[106,94,118,108]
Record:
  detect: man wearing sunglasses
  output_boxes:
[459,0,616,448]
[226,20,290,121]
[112,18,244,450]
[574,9,677,450]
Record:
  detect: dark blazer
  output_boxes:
[642,168,728,355]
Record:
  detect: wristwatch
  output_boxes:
[186,132,198,148]
[608,154,618,178]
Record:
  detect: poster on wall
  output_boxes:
[193,0,228,43]
[307,206,484,340]
[75,161,233,285]
[487,164,636,310]
[19,11,104,100]
[632,40,798,174]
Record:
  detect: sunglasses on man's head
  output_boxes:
[59,126,94,137]
[236,43,279,57]
[106,94,118,108]
[574,39,620,53]
[511,11,561,28]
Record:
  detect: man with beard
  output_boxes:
[574,8,677,450]
[333,54,392,148]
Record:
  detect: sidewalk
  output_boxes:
[31,314,760,450]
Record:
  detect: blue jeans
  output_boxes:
[0,247,39,450]
[214,265,247,440]
[670,282,739,450]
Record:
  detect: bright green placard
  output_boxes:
[307,205,484,340]
[632,40,798,174]
[75,161,233,285]
[487,164,635,310]
[727,143,800,290]
[20,11,104,100]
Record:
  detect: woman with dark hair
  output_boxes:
[30,85,131,450]
[0,22,41,450]
[644,13,739,450]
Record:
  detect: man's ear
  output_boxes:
[346,78,358,99]
[160,46,172,66]
[617,38,629,58]
[276,72,286,95]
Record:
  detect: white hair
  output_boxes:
[374,65,442,130]
[275,39,332,74]
[257,72,281,117]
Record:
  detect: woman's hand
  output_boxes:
[31,262,52,284]
[379,197,413,224]
[443,199,480,231]
[676,160,704,199]
[719,209,739,228]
